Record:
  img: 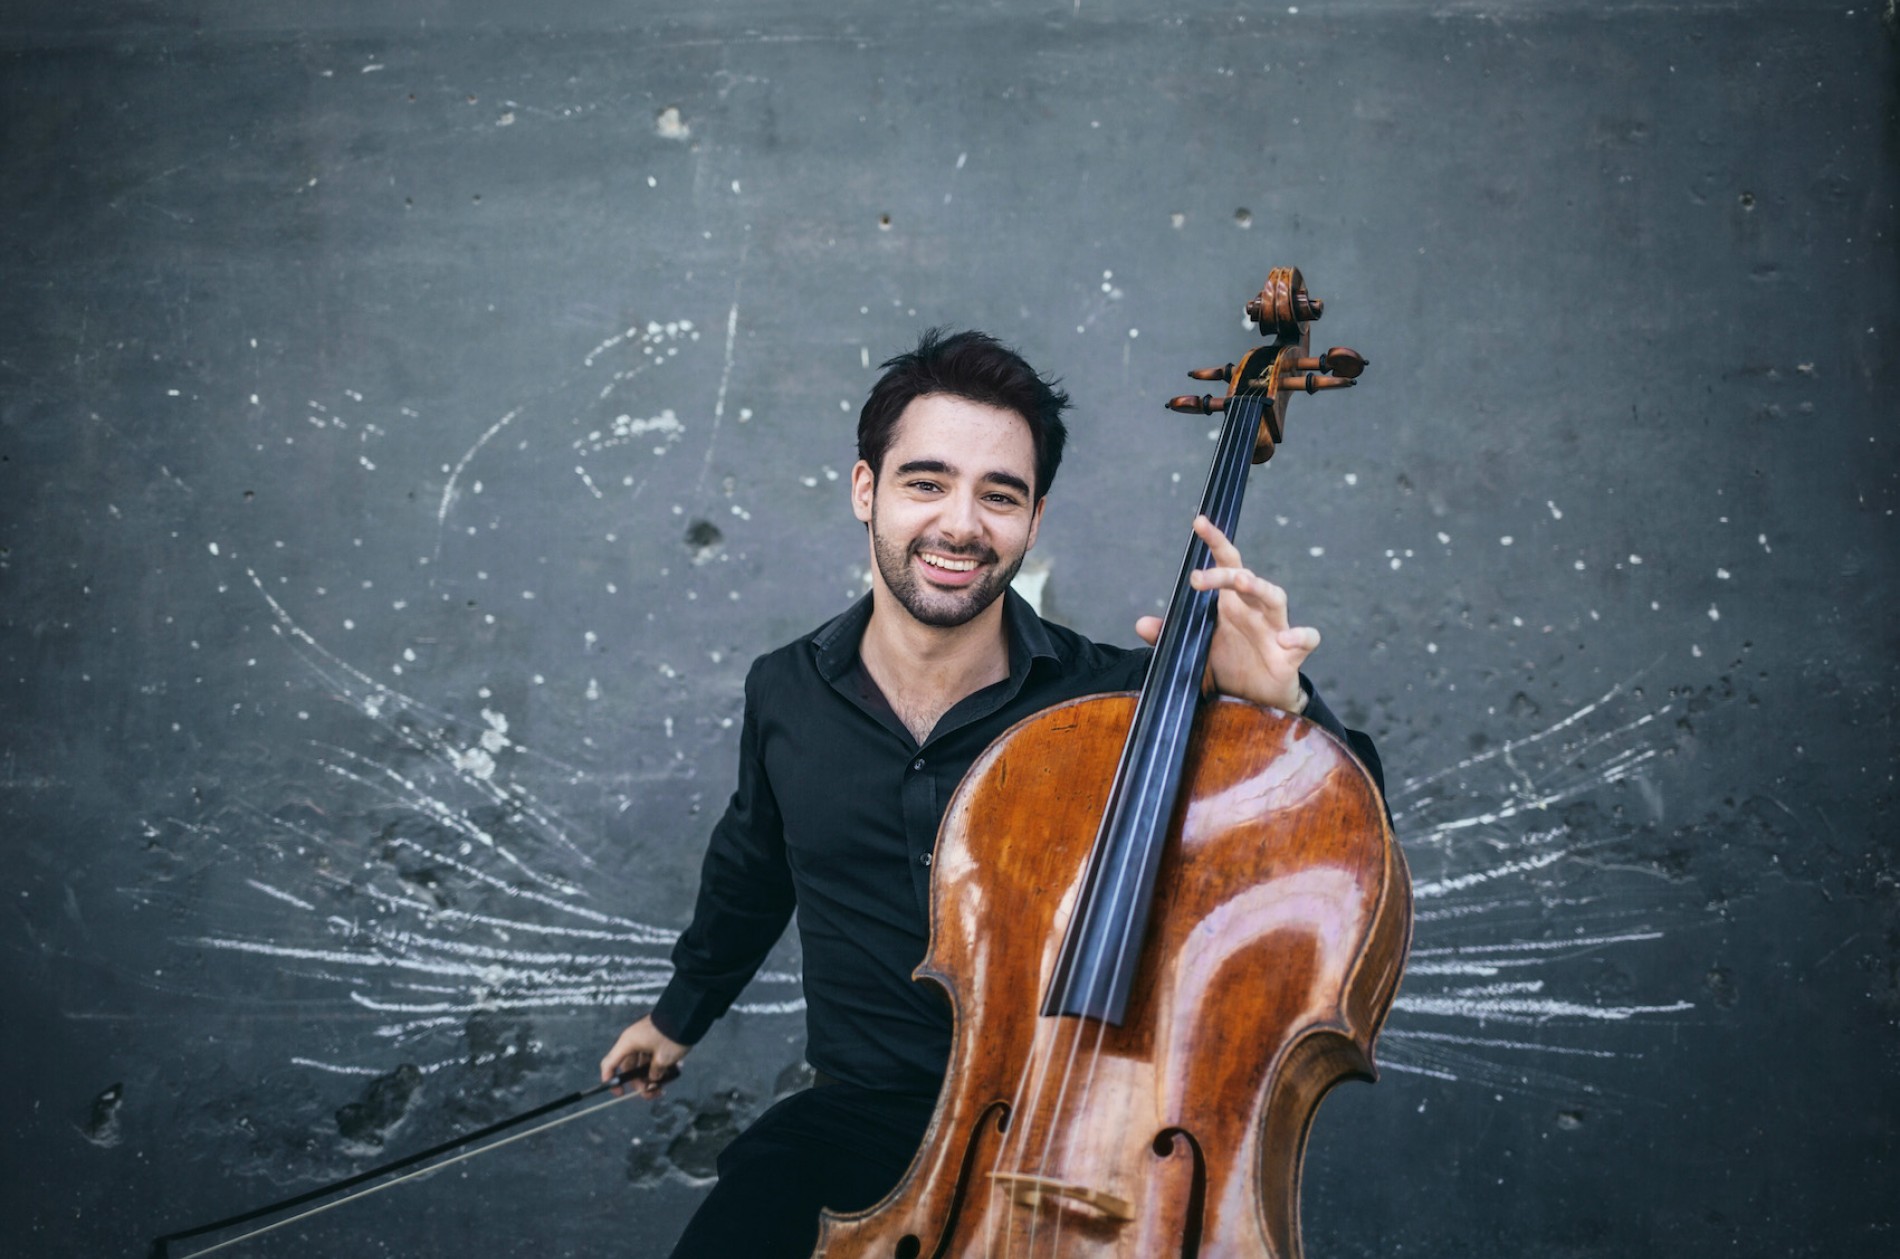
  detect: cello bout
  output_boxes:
[817,697,1411,1257]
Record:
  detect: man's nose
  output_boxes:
[938,490,982,540]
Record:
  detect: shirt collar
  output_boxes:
[811,586,1060,687]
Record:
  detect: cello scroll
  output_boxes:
[1166,266,1369,463]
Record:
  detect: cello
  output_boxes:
[814,269,1413,1258]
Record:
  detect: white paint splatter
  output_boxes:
[696,256,748,500]
[1397,993,1694,1023]
[245,879,316,912]
[436,407,521,556]
[1378,669,1702,1094]
[449,745,498,781]
[578,411,683,452]
[654,105,689,140]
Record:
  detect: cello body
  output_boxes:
[814,696,1410,1258]
[816,270,1411,1258]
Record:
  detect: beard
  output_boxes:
[870,511,1026,629]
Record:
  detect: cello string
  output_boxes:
[1040,388,1252,1256]
[1041,391,1253,1256]
[1051,387,1262,1257]
[983,616,1192,1257]
[1058,388,1260,1255]
[982,377,1263,1257]
[991,721,1166,1255]
[1024,385,1265,1258]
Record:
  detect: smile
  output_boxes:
[918,552,980,573]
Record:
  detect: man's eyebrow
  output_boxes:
[979,470,1033,497]
[893,459,955,478]
[892,459,1032,498]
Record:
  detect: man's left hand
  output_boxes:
[1134,515,1317,714]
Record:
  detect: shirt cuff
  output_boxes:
[1296,673,1352,746]
[648,975,725,1046]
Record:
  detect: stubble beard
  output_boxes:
[870,507,1025,629]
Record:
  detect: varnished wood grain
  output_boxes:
[815,695,1412,1258]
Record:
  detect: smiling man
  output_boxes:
[600,329,1384,1258]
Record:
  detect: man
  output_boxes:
[600,329,1383,1257]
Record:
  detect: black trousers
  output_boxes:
[667,1082,937,1259]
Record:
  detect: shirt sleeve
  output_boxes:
[648,659,796,1045]
[1298,673,1391,823]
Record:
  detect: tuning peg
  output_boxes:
[1187,364,1236,383]
[1290,347,1367,378]
[1166,394,1229,415]
[1282,373,1355,395]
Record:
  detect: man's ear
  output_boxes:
[850,459,876,525]
[1025,496,1046,551]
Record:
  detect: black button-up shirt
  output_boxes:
[648,588,1381,1095]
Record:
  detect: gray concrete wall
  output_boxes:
[2,1,1894,1254]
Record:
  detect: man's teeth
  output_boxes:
[921,554,978,572]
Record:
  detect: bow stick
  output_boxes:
[149,1065,676,1258]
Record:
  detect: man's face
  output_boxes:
[851,393,1044,630]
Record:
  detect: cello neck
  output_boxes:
[1041,266,1359,1026]
[1041,384,1270,1024]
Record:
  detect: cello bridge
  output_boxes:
[988,1172,1135,1222]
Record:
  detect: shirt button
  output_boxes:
[911,758,926,772]
[919,851,933,867]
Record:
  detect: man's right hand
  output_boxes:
[599,1015,691,1099]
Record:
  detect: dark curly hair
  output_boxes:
[857,329,1071,500]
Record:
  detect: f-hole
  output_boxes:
[920,1101,1010,1259]
[1152,1126,1208,1258]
